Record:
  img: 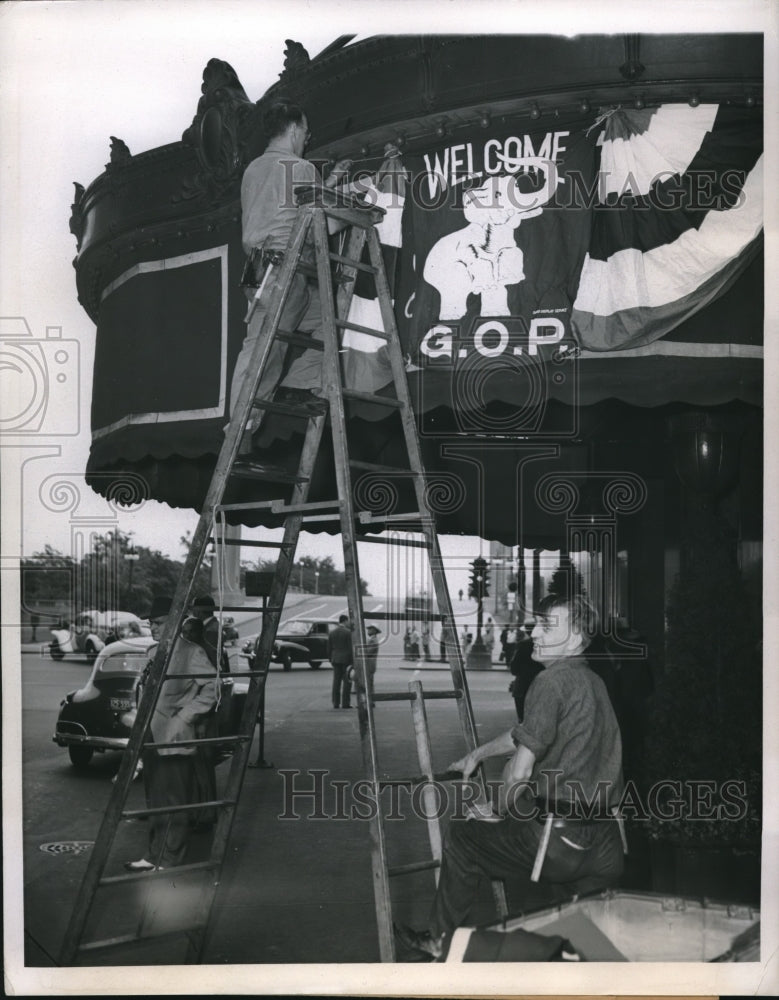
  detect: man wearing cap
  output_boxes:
[125,596,218,871]
[190,594,230,673]
[394,592,624,960]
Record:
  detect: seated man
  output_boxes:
[395,593,624,960]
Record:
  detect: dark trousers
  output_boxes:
[331,663,352,708]
[142,750,196,868]
[429,815,624,939]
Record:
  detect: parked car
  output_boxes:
[49,610,149,664]
[241,618,335,671]
[53,635,247,769]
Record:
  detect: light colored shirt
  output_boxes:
[240,144,318,255]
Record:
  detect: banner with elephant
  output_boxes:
[395,121,595,379]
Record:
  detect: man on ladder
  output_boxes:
[395,592,626,961]
[230,99,353,454]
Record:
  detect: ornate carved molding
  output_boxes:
[619,34,645,81]
[69,182,86,250]
[106,136,132,170]
[180,58,256,204]
[279,39,310,83]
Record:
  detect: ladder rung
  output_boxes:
[208,536,290,549]
[251,398,329,418]
[273,500,341,515]
[364,610,444,622]
[141,735,249,751]
[373,689,459,702]
[328,251,378,274]
[335,318,390,340]
[99,860,218,887]
[276,330,325,351]
[231,461,309,485]
[359,534,429,549]
[358,511,431,525]
[388,859,441,877]
[122,797,238,820]
[342,390,403,409]
[379,769,464,788]
[79,924,205,953]
[350,460,411,475]
[195,603,283,613]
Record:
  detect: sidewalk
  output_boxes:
[29,664,517,967]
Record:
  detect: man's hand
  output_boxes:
[325,159,353,188]
[449,750,481,780]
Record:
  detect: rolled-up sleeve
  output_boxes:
[510,673,560,758]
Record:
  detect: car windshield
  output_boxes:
[279,621,312,636]
[99,650,148,674]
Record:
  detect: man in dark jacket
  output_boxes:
[328,614,353,709]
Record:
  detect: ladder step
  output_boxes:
[79,924,205,953]
[379,769,464,788]
[388,859,441,878]
[335,318,390,340]
[276,330,325,351]
[193,603,283,613]
[373,690,459,702]
[359,534,429,549]
[350,460,411,475]
[358,511,431,525]
[122,797,238,820]
[231,460,309,484]
[328,251,378,274]
[140,736,249,752]
[342,390,403,410]
[208,536,290,549]
[364,610,445,622]
[99,860,218,887]
[251,398,329,418]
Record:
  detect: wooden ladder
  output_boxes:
[59,189,498,965]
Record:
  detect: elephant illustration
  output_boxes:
[423,159,562,319]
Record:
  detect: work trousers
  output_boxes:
[429,814,624,939]
[229,271,323,419]
[142,750,196,868]
[331,663,352,708]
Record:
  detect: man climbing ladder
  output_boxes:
[60,165,488,966]
[230,99,353,452]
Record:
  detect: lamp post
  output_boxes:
[315,569,320,595]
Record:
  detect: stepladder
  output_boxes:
[59,185,498,966]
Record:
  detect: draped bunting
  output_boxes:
[571,104,763,351]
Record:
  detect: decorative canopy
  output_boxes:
[73,35,763,542]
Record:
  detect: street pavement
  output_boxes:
[18,593,519,967]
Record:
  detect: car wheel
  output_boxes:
[68,746,94,769]
[85,641,98,664]
[49,643,65,661]
[282,651,293,672]
[309,660,322,670]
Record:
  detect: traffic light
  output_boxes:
[468,557,490,601]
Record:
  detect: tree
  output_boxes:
[242,553,369,596]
